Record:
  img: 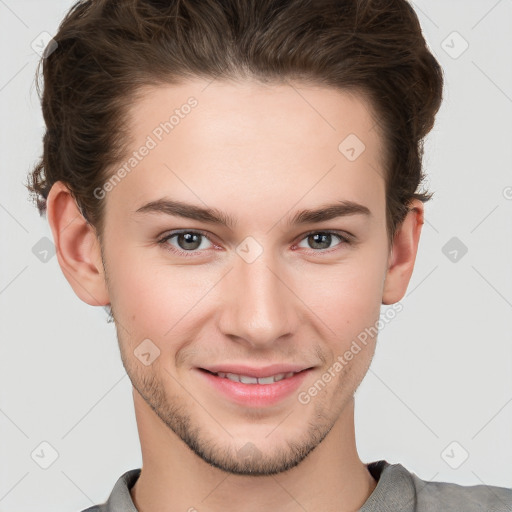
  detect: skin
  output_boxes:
[46,79,423,512]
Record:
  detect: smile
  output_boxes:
[214,371,298,385]
[197,367,313,407]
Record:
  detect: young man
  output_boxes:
[26,0,512,510]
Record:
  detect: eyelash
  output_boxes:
[157,229,353,258]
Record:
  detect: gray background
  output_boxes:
[1,0,511,510]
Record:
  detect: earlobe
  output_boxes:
[46,181,110,307]
[382,200,424,305]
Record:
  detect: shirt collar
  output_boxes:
[102,460,416,512]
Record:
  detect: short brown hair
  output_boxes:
[26,0,443,247]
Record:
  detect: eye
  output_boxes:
[157,229,352,258]
[158,230,214,256]
[296,231,351,252]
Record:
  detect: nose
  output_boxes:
[217,251,297,350]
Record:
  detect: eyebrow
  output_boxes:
[134,198,371,229]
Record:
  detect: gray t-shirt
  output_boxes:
[81,460,512,511]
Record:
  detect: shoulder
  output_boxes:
[409,471,512,512]
[362,460,512,512]
[77,468,141,512]
[79,504,108,512]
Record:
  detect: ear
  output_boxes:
[382,199,424,305]
[46,181,110,306]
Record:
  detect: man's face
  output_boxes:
[100,79,390,475]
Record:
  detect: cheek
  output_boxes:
[295,248,386,336]
[106,247,219,342]
[104,244,167,335]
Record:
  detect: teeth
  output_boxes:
[240,375,258,384]
[257,375,276,384]
[216,371,296,384]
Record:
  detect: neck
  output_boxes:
[130,390,377,512]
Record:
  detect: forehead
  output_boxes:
[107,79,386,226]
[126,79,382,153]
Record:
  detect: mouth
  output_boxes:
[199,368,305,385]
[196,366,314,407]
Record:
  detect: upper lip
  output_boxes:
[199,364,313,378]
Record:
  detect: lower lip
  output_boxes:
[196,368,312,407]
